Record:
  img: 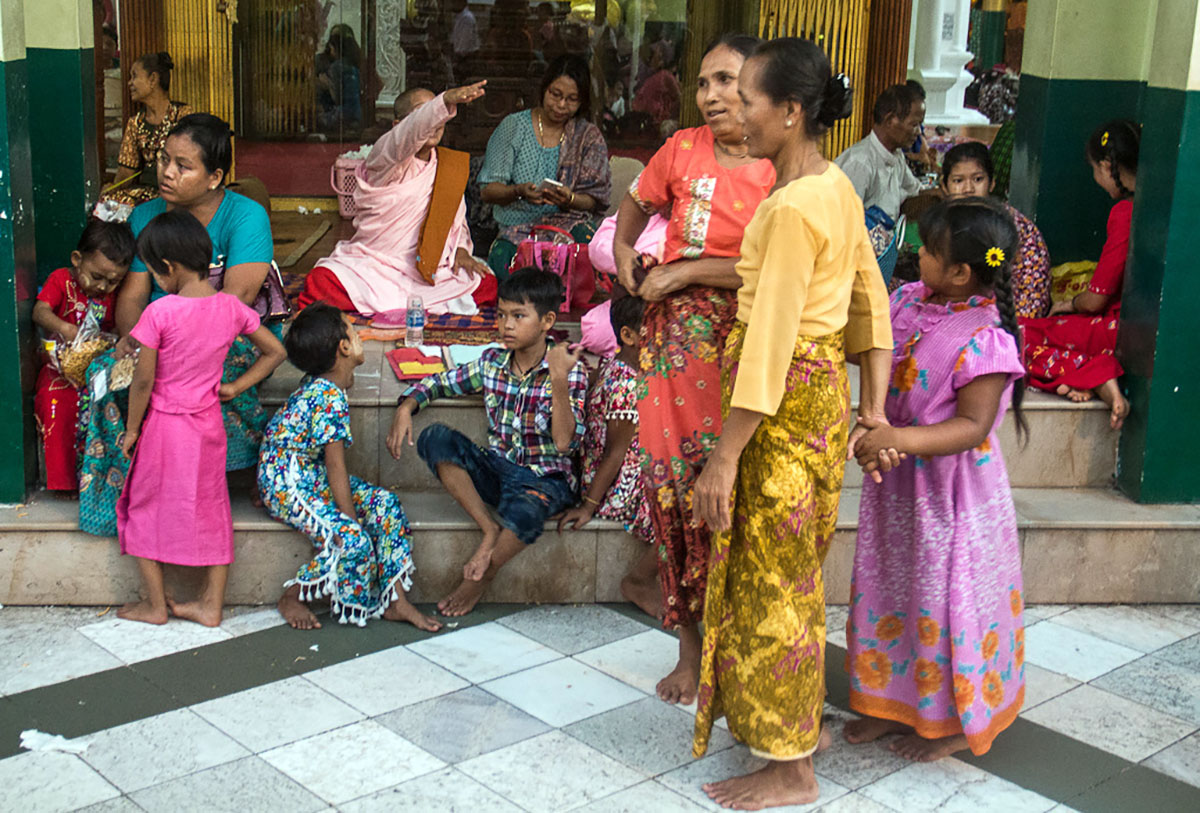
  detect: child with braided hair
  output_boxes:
[843,196,1028,762]
[1020,119,1137,429]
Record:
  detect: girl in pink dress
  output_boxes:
[844,197,1027,761]
[117,211,286,627]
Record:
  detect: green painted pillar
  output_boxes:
[1009,0,1150,261]
[975,0,1008,72]
[0,2,38,502]
[1116,0,1200,504]
[25,0,98,285]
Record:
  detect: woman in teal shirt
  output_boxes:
[80,114,278,536]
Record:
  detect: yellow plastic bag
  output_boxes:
[1050,261,1097,305]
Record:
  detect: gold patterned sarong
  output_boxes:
[693,323,851,760]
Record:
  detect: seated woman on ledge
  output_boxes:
[478,54,611,278]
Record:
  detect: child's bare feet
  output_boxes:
[1056,384,1094,403]
[1096,378,1130,430]
[463,524,500,581]
[657,626,701,705]
[278,584,322,630]
[620,546,664,620]
[703,758,820,810]
[117,600,168,625]
[382,592,443,631]
[167,598,223,628]
[438,577,490,617]
[843,715,912,744]
[890,732,969,762]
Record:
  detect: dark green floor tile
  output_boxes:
[0,668,176,759]
[130,635,300,706]
[1064,764,1200,812]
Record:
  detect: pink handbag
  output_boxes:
[512,225,596,312]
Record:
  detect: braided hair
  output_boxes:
[1086,119,1140,199]
[918,196,1027,441]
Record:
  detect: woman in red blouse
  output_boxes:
[1020,120,1138,429]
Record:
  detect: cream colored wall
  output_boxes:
[0,0,26,62]
[1022,0,1158,82]
[1146,0,1200,91]
[23,0,91,50]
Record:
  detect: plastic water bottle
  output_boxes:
[405,295,425,347]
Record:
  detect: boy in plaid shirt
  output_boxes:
[388,267,587,616]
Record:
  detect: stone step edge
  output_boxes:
[6,488,1199,533]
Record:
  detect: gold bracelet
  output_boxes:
[582,495,601,507]
[569,191,577,207]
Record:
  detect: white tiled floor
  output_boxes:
[3,604,1200,811]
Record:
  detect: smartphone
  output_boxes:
[537,178,565,191]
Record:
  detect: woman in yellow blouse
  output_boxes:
[691,38,894,809]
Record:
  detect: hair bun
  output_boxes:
[818,73,854,126]
[159,51,174,71]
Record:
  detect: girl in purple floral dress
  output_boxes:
[843,197,1027,761]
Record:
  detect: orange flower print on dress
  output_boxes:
[982,670,1004,708]
[914,658,944,697]
[1014,627,1025,668]
[1010,589,1023,617]
[856,649,892,690]
[953,673,975,708]
[917,616,940,647]
[892,356,920,392]
[981,630,1000,662]
[875,615,904,641]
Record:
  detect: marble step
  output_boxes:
[3,486,1197,607]
[259,345,1119,491]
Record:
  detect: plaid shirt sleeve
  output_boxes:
[404,358,486,410]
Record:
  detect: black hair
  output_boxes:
[137,51,174,92]
[906,79,927,100]
[940,141,995,187]
[497,266,565,317]
[167,113,233,184]
[76,219,136,267]
[751,37,853,138]
[703,33,762,62]
[873,83,922,125]
[286,302,351,376]
[918,197,1027,440]
[136,210,212,278]
[609,294,645,339]
[326,24,362,65]
[1086,119,1140,199]
[540,54,592,120]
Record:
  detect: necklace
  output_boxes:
[511,347,547,378]
[536,110,565,148]
[715,139,750,159]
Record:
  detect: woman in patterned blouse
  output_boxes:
[105,52,191,206]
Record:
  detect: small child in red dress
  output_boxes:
[32,220,136,490]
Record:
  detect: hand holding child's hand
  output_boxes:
[120,429,139,459]
[547,343,583,379]
[854,424,905,482]
[557,503,596,533]
[387,406,415,459]
[218,382,238,402]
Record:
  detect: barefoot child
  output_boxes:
[33,220,135,490]
[259,303,440,631]
[1019,119,1137,429]
[388,267,587,617]
[118,211,286,626]
[844,197,1026,761]
[559,295,652,540]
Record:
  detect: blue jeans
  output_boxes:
[417,424,574,544]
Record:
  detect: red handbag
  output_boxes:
[511,225,596,312]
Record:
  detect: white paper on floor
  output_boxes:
[20,729,89,754]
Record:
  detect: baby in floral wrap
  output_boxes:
[258,302,440,631]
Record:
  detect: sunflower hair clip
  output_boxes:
[985,247,1006,267]
[1101,131,1110,147]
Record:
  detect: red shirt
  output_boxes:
[1087,198,1133,300]
[36,267,116,332]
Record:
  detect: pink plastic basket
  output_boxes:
[330,157,366,218]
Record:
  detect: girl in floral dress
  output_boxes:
[259,303,440,631]
[558,295,651,539]
[844,197,1028,761]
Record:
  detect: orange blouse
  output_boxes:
[628,125,776,264]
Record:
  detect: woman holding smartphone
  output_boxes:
[478,54,611,278]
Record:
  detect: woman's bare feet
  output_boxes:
[167,597,223,628]
[117,599,168,625]
[890,732,969,762]
[657,625,701,705]
[278,584,322,630]
[620,573,664,621]
[438,577,490,617]
[703,758,820,810]
[383,592,443,632]
[463,524,500,581]
[843,715,912,744]
[1056,384,1094,403]
[1096,378,1130,430]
